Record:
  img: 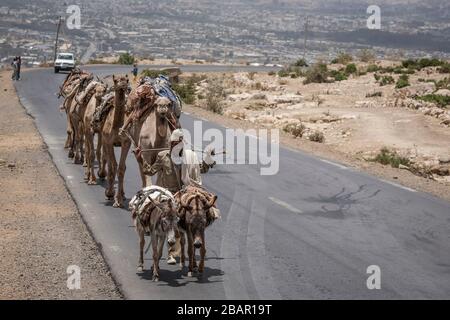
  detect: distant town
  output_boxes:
[1,0,449,68]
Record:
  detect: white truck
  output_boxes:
[54,53,75,73]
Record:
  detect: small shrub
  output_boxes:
[416,94,450,108]
[140,69,169,78]
[396,74,410,89]
[366,91,382,98]
[293,58,308,67]
[358,49,375,62]
[309,131,325,143]
[117,52,135,65]
[268,70,276,76]
[248,72,256,80]
[333,52,353,65]
[373,147,410,168]
[379,75,395,86]
[205,78,225,114]
[439,62,450,74]
[366,64,380,73]
[303,62,329,84]
[374,73,381,81]
[345,63,357,75]
[278,69,290,77]
[332,70,347,82]
[283,123,306,138]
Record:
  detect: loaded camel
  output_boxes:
[83,81,109,184]
[101,74,132,208]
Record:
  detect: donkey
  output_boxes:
[176,187,218,277]
[130,187,180,282]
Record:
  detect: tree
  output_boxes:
[117,52,135,65]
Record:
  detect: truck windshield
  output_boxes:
[57,54,73,60]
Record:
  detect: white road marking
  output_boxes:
[380,179,417,193]
[268,197,303,214]
[320,159,348,170]
[66,175,74,179]
[110,245,122,253]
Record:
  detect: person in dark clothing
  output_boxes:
[17,56,21,80]
[11,57,18,81]
[132,63,138,82]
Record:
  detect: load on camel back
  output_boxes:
[120,75,182,134]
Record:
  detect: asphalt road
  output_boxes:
[15,65,450,300]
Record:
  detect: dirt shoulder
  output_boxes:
[0,71,122,299]
[184,103,450,203]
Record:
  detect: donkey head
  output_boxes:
[181,194,217,248]
[157,199,180,247]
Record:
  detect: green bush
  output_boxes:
[331,70,347,81]
[293,58,308,67]
[278,69,290,77]
[439,63,450,74]
[345,63,358,75]
[416,94,450,108]
[358,49,375,62]
[117,52,135,65]
[333,52,353,65]
[140,69,169,78]
[373,147,410,168]
[379,75,395,86]
[283,123,306,138]
[366,64,380,73]
[303,62,329,84]
[205,78,225,114]
[366,91,382,98]
[396,74,410,89]
[173,82,196,104]
[309,131,325,143]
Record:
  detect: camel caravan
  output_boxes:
[57,68,220,281]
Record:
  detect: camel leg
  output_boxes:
[85,130,97,185]
[105,143,116,201]
[65,116,72,149]
[97,133,106,180]
[83,129,91,182]
[113,141,130,208]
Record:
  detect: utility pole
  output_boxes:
[302,16,309,60]
[54,16,62,62]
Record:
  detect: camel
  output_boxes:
[83,81,108,184]
[101,74,132,208]
[67,74,94,164]
[58,69,90,150]
[120,86,177,189]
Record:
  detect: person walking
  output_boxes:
[11,57,18,81]
[132,63,138,82]
[136,129,220,264]
[17,56,22,80]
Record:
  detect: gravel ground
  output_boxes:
[0,71,122,299]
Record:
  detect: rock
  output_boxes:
[0,158,6,166]
[399,164,410,170]
[435,89,450,97]
[251,93,267,100]
[439,156,450,164]
[7,163,16,168]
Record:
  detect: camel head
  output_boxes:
[112,74,129,93]
[154,97,171,119]
[94,83,108,104]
